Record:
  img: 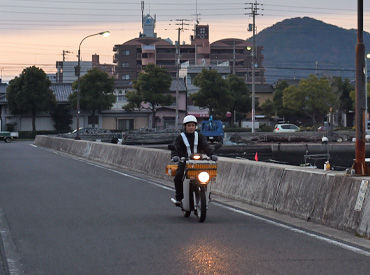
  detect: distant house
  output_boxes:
[0,79,188,132]
[246,83,274,107]
[0,79,8,131]
[0,83,74,132]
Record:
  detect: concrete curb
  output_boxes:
[34,135,370,238]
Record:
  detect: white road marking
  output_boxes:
[30,144,37,148]
[212,202,370,258]
[81,160,174,191]
[34,147,370,258]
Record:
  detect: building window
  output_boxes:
[122,62,129,67]
[124,50,130,55]
[116,95,126,102]
[122,74,130,80]
[118,119,134,130]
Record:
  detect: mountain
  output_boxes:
[250,17,370,83]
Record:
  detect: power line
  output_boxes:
[0,4,244,12]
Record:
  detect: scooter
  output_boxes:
[167,145,220,222]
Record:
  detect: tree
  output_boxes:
[226,74,251,125]
[6,66,56,133]
[50,104,73,133]
[349,82,369,111]
[272,80,289,117]
[125,64,173,128]
[260,99,274,118]
[69,68,115,128]
[191,69,231,118]
[331,77,353,127]
[283,75,337,124]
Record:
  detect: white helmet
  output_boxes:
[183,115,197,125]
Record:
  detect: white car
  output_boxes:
[273,123,299,133]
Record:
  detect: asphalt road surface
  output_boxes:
[0,141,369,275]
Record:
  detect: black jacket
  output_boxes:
[171,131,212,159]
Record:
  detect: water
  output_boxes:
[219,141,355,171]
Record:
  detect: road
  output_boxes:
[0,141,369,274]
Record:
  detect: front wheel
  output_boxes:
[194,187,207,222]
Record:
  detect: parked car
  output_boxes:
[273,124,299,133]
[0,131,19,142]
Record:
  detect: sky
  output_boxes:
[0,0,369,82]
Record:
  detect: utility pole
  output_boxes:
[232,40,236,74]
[62,50,72,62]
[172,19,190,129]
[353,0,368,175]
[246,1,262,133]
[141,1,144,28]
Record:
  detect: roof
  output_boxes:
[274,79,301,87]
[0,83,73,104]
[1,81,184,105]
[118,37,173,46]
[246,83,274,94]
[51,83,73,102]
[211,38,251,47]
[169,79,187,92]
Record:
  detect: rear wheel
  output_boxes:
[194,187,207,222]
[4,137,10,143]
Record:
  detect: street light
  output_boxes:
[75,31,110,140]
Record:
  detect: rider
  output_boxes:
[170,115,214,206]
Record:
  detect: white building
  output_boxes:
[56,61,92,83]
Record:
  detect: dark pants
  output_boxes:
[174,162,186,201]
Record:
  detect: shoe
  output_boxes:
[170,198,181,207]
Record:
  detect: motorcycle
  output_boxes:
[166,144,220,222]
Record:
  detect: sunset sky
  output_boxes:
[0,0,369,82]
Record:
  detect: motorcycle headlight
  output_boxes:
[192,154,201,160]
[198,171,210,184]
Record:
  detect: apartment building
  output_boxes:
[55,54,114,83]
[113,21,265,89]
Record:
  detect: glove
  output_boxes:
[211,155,218,161]
[171,156,180,162]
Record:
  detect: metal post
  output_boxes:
[246,1,261,133]
[251,11,256,133]
[353,0,368,175]
[175,27,180,129]
[366,55,368,130]
[76,48,81,140]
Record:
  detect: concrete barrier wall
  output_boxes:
[34,136,370,238]
[214,158,286,209]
